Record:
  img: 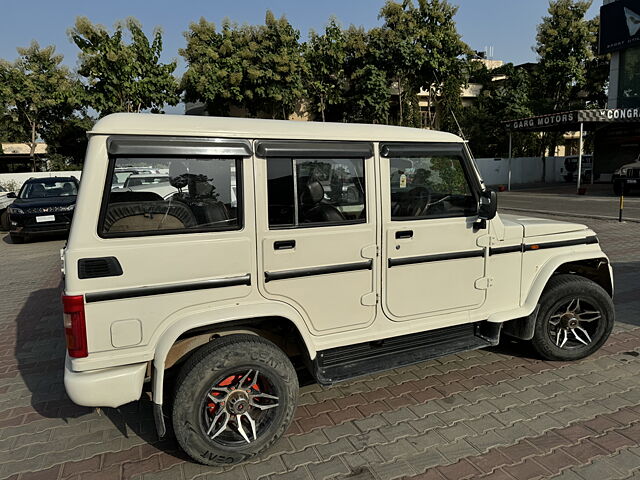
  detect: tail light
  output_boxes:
[62,295,88,358]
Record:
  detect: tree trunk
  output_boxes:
[320,96,326,122]
[30,121,37,172]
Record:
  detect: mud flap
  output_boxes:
[502,305,540,341]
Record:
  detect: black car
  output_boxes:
[7,176,79,243]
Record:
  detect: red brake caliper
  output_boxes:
[207,375,238,414]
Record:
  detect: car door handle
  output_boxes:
[395,230,414,239]
[274,240,296,250]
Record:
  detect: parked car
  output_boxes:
[612,156,640,195]
[7,176,79,243]
[0,185,15,231]
[62,113,614,466]
[111,167,156,190]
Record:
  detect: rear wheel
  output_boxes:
[172,334,298,466]
[531,275,614,361]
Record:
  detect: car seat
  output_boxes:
[299,181,345,223]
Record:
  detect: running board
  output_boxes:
[313,322,500,386]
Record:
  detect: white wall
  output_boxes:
[475,157,568,186]
[0,171,82,191]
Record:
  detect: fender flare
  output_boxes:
[488,251,611,324]
[151,301,315,407]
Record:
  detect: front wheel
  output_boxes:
[0,210,9,231]
[172,334,298,466]
[531,275,614,361]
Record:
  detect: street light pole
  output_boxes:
[577,122,584,194]
[508,132,512,192]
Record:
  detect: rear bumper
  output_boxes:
[64,356,146,408]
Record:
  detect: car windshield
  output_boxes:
[19,180,77,199]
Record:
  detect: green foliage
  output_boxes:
[534,0,595,112]
[375,0,469,127]
[181,12,305,119]
[180,18,248,116]
[341,26,390,124]
[0,42,82,167]
[459,63,538,157]
[70,17,180,115]
[43,114,95,167]
[304,18,347,122]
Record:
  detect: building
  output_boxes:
[595,0,640,172]
[0,143,47,173]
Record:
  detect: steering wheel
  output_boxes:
[408,186,431,216]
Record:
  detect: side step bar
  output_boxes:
[313,322,501,386]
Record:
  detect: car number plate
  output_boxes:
[36,215,56,223]
[628,179,637,184]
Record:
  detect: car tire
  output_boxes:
[0,210,9,231]
[531,274,614,361]
[9,233,24,244]
[172,334,298,466]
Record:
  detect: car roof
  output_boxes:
[90,113,463,144]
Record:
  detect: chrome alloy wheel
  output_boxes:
[548,298,602,349]
[202,369,280,445]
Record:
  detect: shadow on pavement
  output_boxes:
[13,281,175,454]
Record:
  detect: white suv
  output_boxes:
[62,113,614,465]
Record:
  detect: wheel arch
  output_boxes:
[500,253,612,339]
[152,304,315,407]
[489,251,612,325]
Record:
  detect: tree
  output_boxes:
[248,11,306,119]
[341,26,390,124]
[459,63,538,157]
[304,18,347,122]
[534,0,598,156]
[181,18,249,116]
[376,0,469,128]
[69,17,180,116]
[43,114,95,169]
[0,42,82,170]
[181,12,306,119]
[535,0,595,113]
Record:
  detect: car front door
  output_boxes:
[255,141,378,336]
[380,142,488,323]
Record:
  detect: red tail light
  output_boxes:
[62,295,88,358]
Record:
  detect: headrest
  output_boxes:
[169,161,189,189]
[300,181,324,206]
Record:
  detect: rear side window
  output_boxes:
[100,157,241,237]
[266,158,366,228]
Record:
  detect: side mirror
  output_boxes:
[6,192,16,198]
[478,190,498,220]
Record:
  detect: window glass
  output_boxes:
[619,45,640,108]
[101,157,241,236]
[267,158,366,228]
[20,179,78,199]
[389,155,476,219]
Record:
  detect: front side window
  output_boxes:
[389,154,476,219]
[100,157,241,236]
[267,158,366,228]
